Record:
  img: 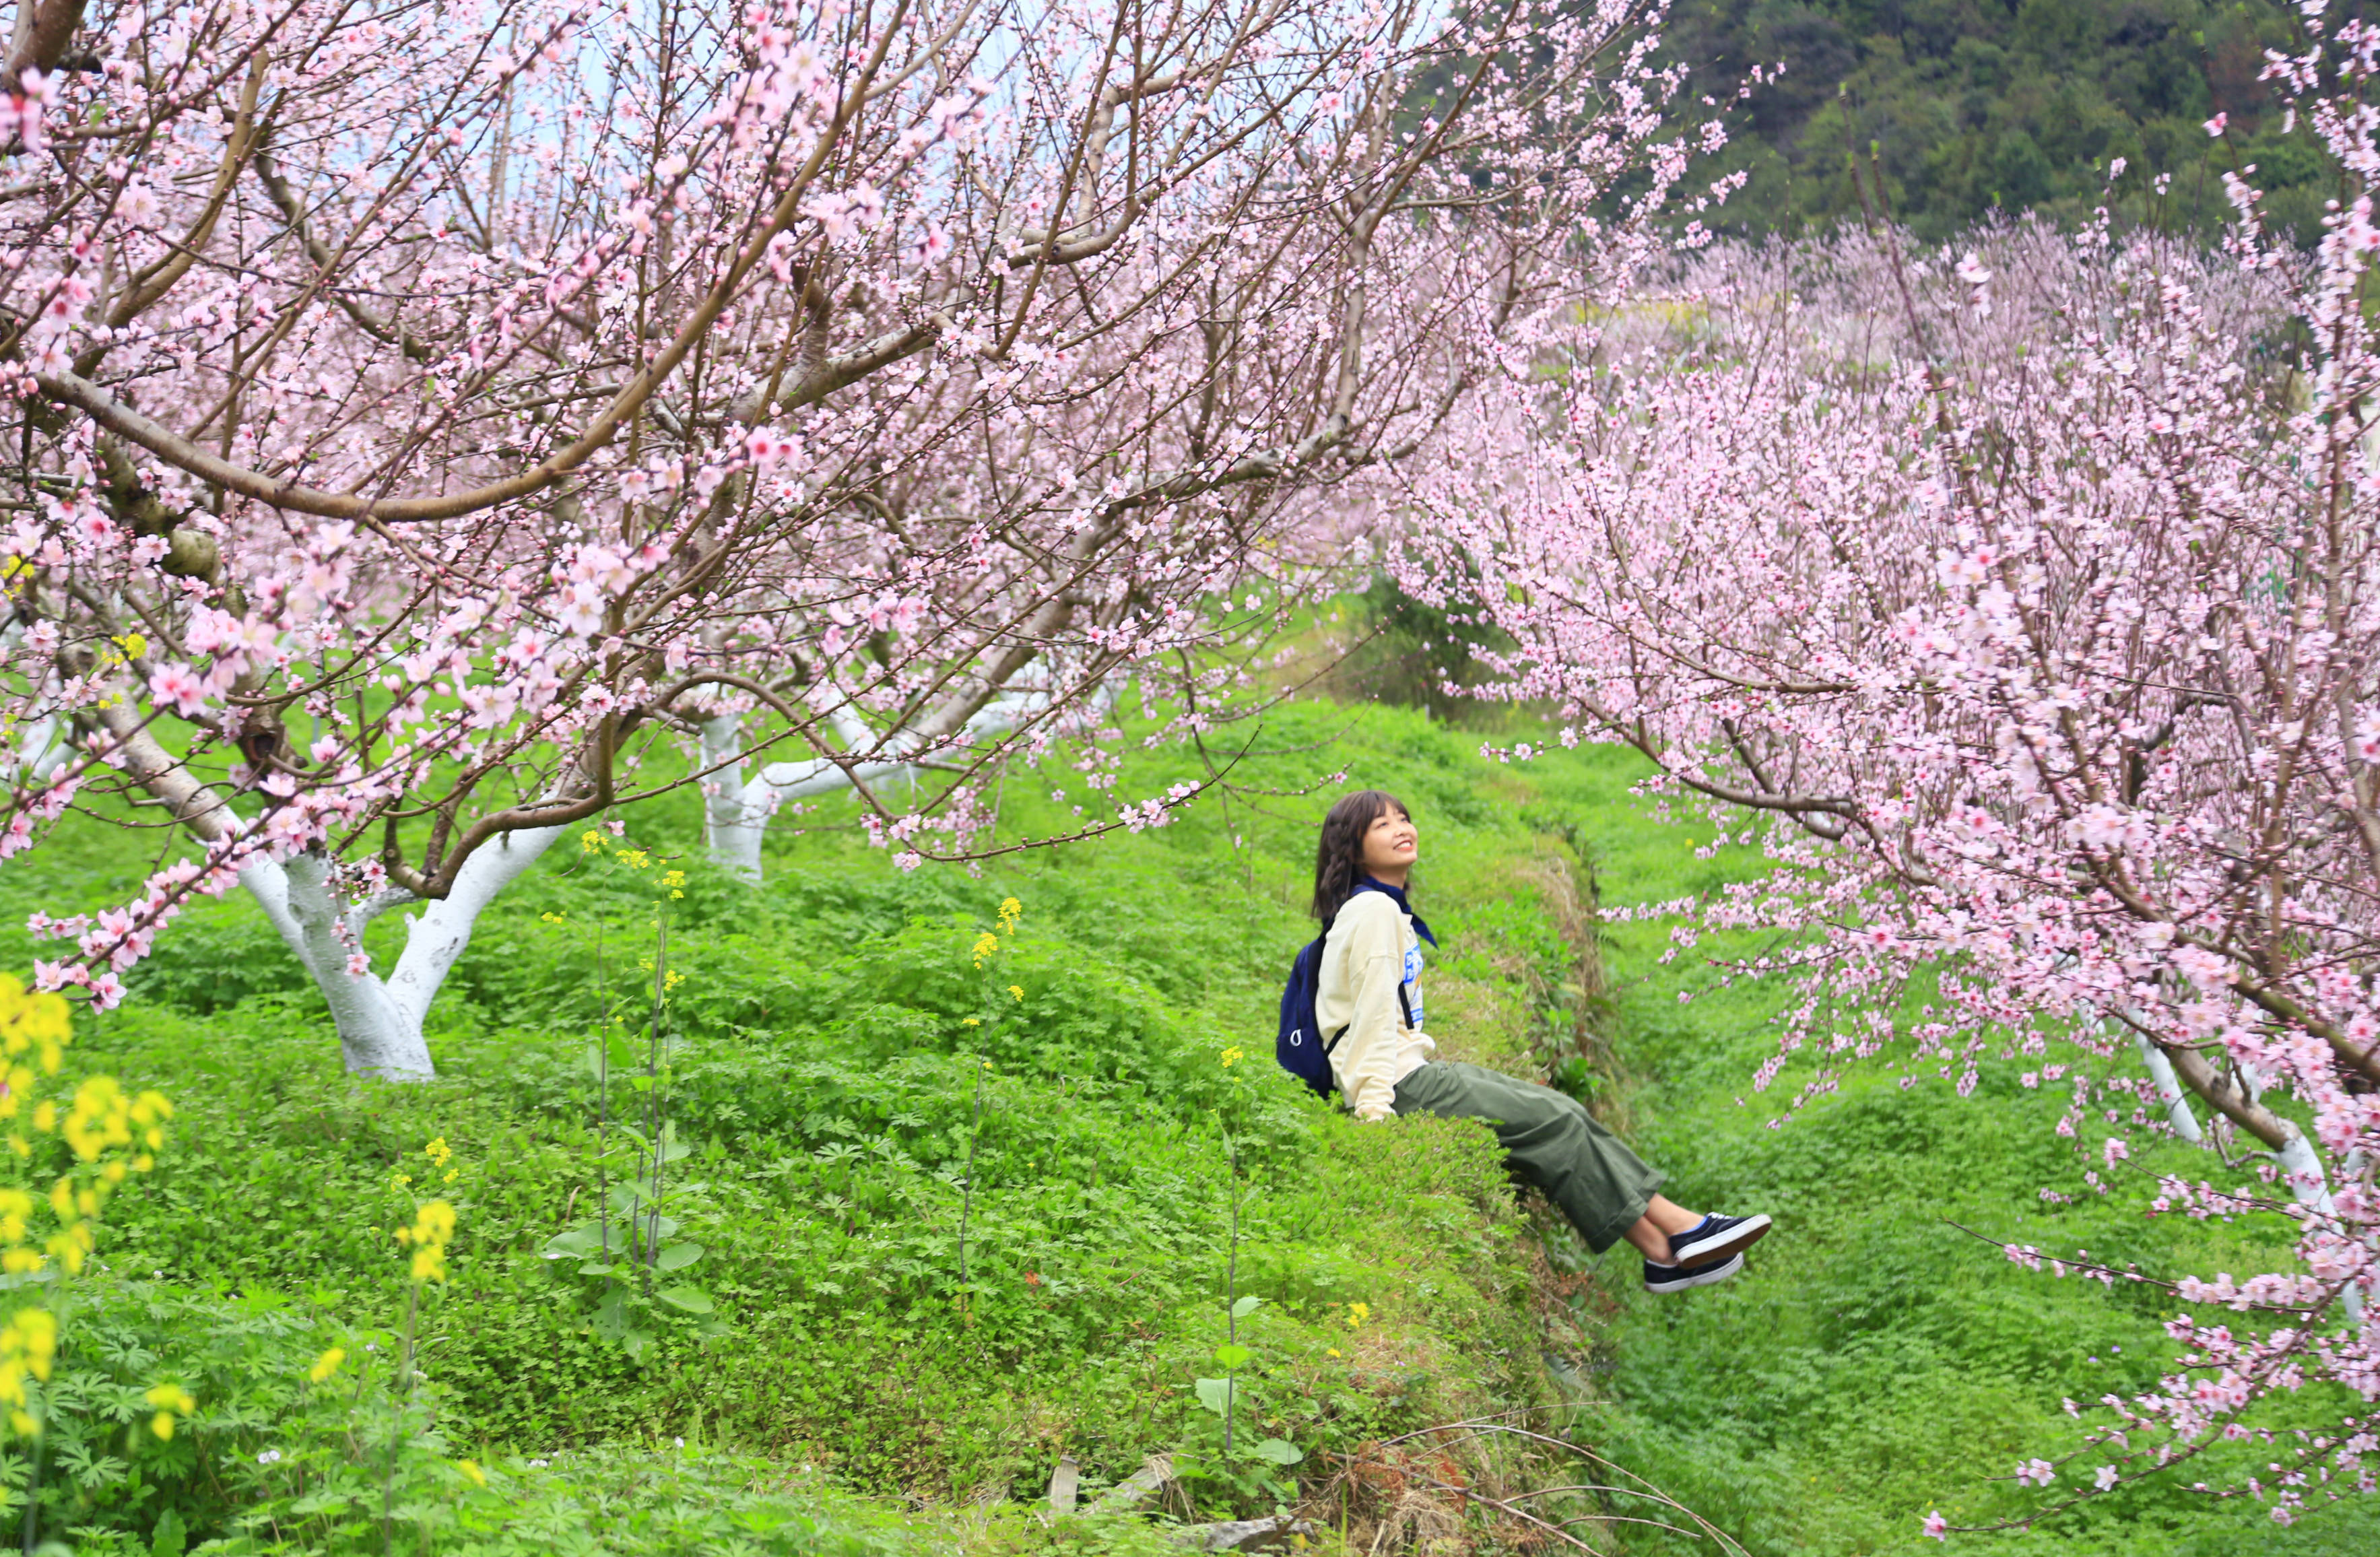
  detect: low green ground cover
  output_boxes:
[0,702,1597,1552]
[1521,760,2380,1556]
[0,695,2371,1554]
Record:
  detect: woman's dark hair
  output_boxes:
[1312,790,1411,922]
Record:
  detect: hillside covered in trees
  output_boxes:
[1665,0,2331,240]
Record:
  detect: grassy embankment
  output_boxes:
[0,693,2371,1554]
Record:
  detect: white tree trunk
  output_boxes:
[700,710,924,882]
[237,825,571,1079]
[90,700,574,1080]
[2144,1015,2366,1324]
[2275,1128,2365,1323]
[2132,1029,2205,1144]
[700,690,1053,879]
[11,715,66,783]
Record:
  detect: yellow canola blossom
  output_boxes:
[45,1218,94,1274]
[0,972,178,1438]
[0,1306,57,1436]
[456,1459,488,1488]
[997,897,1023,933]
[970,932,999,967]
[1008,985,1023,1002]
[397,1200,458,1284]
[308,1346,346,1383]
[64,1077,168,1163]
[1220,1046,1243,1067]
[0,974,69,1078]
[144,1382,195,1440]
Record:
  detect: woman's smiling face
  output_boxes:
[1359,805,1418,877]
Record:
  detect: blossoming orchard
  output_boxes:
[0,0,2374,1548]
[0,0,1694,1077]
[1389,19,2380,1536]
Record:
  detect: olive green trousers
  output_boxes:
[1390,1061,1662,1253]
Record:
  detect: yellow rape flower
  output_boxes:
[397,1200,457,1284]
[970,932,999,967]
[579,830,605,854]
[1220,1046,1244,1067]
[0,1307,58,1405]
[662,871,686,889]
[424,1137,453,1169]
[308,1346,346,1383]
[1346,1302,1370,1331]
[540,911,567,924]
[1008,985,1023,1002]
[45,1222,92,1274]
[997,897,1022,932]
[456,1458,488,1488]
[64,1075,135,1162]
[144,1382,194,1439]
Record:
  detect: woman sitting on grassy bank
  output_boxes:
[1313,790,1771,1292]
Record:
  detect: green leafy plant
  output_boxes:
[539,893,719,1360]
[1178,1138,1302,1515]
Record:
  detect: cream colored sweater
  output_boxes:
[1317,890,1434,1119]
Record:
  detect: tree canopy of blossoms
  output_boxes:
[1389,24,2380,1533]
[0,0,1717,1076]
[1399,28,2380,1530]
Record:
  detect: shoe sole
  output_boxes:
[1670,1215,1771,1267]
[1643,1252,1744,1294]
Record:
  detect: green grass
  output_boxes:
[1522,758,2380,1556]
[0,692,2371,1554]
[0,700,1592,1552]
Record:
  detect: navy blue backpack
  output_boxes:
[1275,883,1416,1098]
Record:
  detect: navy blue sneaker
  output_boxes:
[1643,1250,1744,1294]
[1667,1213,1771,1267]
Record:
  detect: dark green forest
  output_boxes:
[1661,0,2340,240]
